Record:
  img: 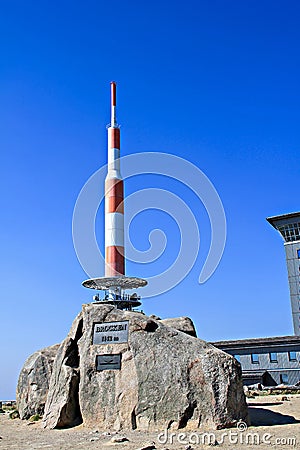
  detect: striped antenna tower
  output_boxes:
[82,82,147,310]
[105,82,125,277]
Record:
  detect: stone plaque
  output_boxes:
[93,321,129,344]
[96,354,121,371]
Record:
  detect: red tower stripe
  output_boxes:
[105,179,124,213]
[109,128,120,149]
[106,245,125,259]
[106,246,125,276]
[106,198,124,214]
[105,179,123,197]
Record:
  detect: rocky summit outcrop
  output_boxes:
[42,312,83,428]
[159,316,197,337]
[16,343,60,419]
[40,304,248,431]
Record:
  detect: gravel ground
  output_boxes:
[0,395,300,449]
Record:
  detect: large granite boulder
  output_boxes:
[42,304,248,431]
[42,312,83,428]
[160,316,197,337]
[16,343,59,419]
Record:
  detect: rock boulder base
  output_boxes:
[17,344,59,420]
[40,304,248,431]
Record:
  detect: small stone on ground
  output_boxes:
[110,435,129,443]
[136,442,156,450]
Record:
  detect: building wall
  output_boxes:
[216,342,300,386]
[285,241,300,336]
[241,370,299,386]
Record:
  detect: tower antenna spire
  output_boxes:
[110,81,117,127]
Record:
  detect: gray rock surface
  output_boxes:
[42,312,83,429]
[160,316,197,337]
[42,304,248,431]
[16,343,59,419]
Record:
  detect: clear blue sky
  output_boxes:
[1,0,300,399]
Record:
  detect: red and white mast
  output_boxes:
[104,82,125,277]
[82,82,147,307]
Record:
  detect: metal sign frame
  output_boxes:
[92,320,129,345]
[96,354,122,371]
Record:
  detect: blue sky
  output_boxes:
[1,0,300,399]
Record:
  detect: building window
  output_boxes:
[251,354,259,364]
[269,352,277,362]
[280,374,289,385]
[288,351,297,361]
[278,224,300,242]
[234,355,241,363]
